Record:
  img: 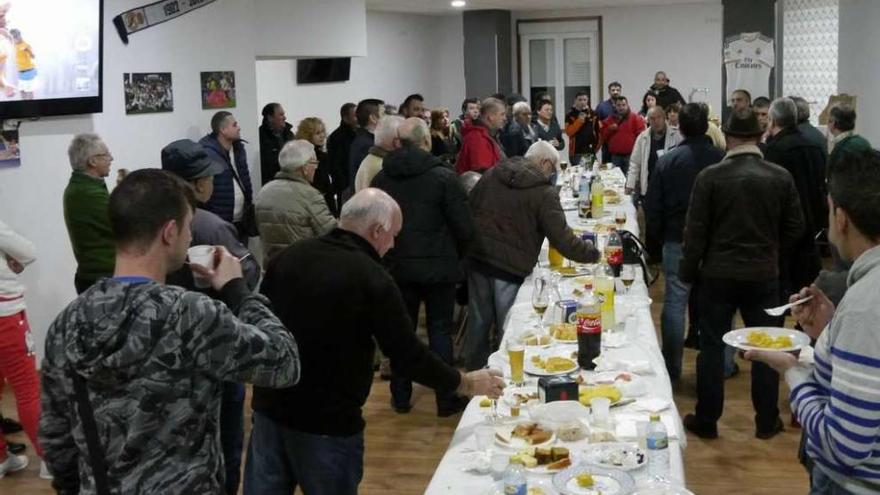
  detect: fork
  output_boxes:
[764,295,813,317]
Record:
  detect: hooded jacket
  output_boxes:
[371,146,474,284]
[468,157,600,281]
[456,121,504,174]
[255,170,337,263]
[201,134,254,224]
[39,278,300,495]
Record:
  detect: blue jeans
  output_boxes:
[390,282,457,409]
[243,411,365,495]
[221,381,245,495]
[661,243,690,381]
[611,154,631,176]
[462,269,522,371]
[811,465,855,494]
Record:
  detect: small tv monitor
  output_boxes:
[0,0,103,118]
[297,58,351,84]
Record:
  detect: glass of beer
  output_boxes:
[621,264,636,294]
[507,337,525,386]
[615,210,627,228]
[548,245,564,268]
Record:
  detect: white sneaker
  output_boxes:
[39,460,53,480]
[0,454,29,478]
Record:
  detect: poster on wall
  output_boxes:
[0,129,20,168]
[123,72,173,115]
[200,71,236,109]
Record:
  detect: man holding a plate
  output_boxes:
[746,150,880,494]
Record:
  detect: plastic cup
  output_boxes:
[474,424,496,453]
[187,245,215,288]
[636,420,649,450]
[592,397,611,428]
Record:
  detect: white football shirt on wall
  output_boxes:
[724,32,775,100]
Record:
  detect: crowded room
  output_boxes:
[1,0,879,494]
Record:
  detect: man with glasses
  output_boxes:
[63,133,116,294]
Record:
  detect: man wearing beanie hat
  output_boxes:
[679,110,805,440]
[161,139,260,495]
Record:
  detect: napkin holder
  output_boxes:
[538,376,578,403]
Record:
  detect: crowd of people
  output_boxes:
[0,68,877,495]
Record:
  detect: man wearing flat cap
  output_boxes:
[679,110,805,441]
[161,138,260,495]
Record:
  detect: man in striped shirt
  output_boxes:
[747,149,880,494]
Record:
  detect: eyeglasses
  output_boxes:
[93,153,114,161]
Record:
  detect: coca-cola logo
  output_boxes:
[577,315,602,334]
[605,246,623,265]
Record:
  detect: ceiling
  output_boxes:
[365,0,720,15]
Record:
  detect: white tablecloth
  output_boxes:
[425,167,686,494]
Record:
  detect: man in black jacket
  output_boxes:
[680,110,805,440]
[325,102,358,214]
[763,97,828,298]
[372,118,475,416]
[258,102,294,187]
[644,103,724,382]
[649,71,686,110]
[791,96,829,156]
[463,142,600,370]
[347,99,385,198]
[244,189,503,495]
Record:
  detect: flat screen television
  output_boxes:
[0,0,103,119]
[297,58,351,84]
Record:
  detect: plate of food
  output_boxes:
[722,327,810,353]
[550,323,578,343]
[552,265,592,278]
[503,386,540,408]
[511,446,573,474]
[578,384,622,407]
[603,189,622,205]
[495,421,555,449]
[561,198,578,211]
[579,443,647,472]
[553,464,636,495]
[579,371,646,397]
[483,478,559,495]
[522,331,554,347]
[527,355,579,376]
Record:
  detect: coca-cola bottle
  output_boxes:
[605,228,624,277]
[576,286,602,370]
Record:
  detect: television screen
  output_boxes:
[297,58,351,84]
[0,0,102,118]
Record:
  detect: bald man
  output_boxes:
[247,188,499,494]
[371,118,475,415]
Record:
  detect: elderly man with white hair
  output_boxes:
[500,101,536,157]
[255,139,337,262]
[63,133,116,294]
[626,105,681,199]
[372,117,475,415]
[354,115,404,192]
[245,187,504,495]
[462,141,601,370]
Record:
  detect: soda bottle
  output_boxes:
[576,285,602,370]
[503,459,527,495]
[595,261,616,331]
[591,174,604,218]
[646,412,669,479]
[605,228,624,277]
[571,171,579,198]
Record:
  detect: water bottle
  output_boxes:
[579,171,590,199]
[646,413,669,479]
[502,460,527,495]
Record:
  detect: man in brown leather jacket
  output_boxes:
[680,110,805,441]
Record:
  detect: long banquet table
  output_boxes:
[425,167,687,494]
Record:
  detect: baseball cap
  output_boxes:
[161,139,225,180]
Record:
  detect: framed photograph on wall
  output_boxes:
[123,72,174,115]
[200,71,236,109]
[0,129,20,168]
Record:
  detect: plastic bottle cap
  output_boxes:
[650,412,661,422]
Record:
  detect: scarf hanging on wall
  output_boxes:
[113,0,217,44]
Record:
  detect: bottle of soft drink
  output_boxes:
[595,261,616,331]
[646,412,669,479]
[576,285,602,370]
[571,171,580,198]
[503,460,527,495]
[591,174,604,218]
[605,228,624,277]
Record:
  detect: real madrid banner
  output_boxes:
[113,0,218,44]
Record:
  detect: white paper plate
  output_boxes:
[579,442,647,472]
[483,477,559,495]
[494,422,556,449]
[553,464,636,495]
[722,327,810,352]
[525,356,579,376]
[582,371,646,397]
[530,400,590,425]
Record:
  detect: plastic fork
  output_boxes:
[764,296,813,317]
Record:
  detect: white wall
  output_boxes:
[255,11,466,152]
[838,0,880,143]
[512,2,724,117]
[254,0,367,58]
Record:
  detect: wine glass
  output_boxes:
[531,275,550,334]
[615,210,627,228]
[621,264,636,294]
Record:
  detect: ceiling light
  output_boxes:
[451,0,466,7]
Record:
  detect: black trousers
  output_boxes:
[390,282,458,408]
[695,277,783,430]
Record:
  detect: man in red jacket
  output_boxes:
[456,97,507,174]
[600,96,645,175]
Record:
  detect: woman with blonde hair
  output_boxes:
[296,117,338,216]
[430,108,455,166]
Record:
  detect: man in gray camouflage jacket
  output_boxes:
[39,169,300,494]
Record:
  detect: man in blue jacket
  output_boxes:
[202,111,255,240]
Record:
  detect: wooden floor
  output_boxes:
[0,276,810,494]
